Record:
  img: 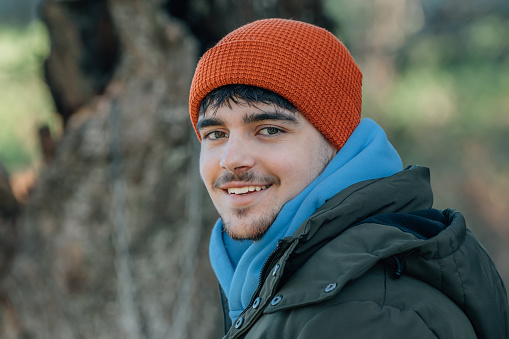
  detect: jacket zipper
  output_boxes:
[246,240,283,311]
[228,240,284,338]
[241,232,307,314]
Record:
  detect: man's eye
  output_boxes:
[259,127,283,136]
[204,131,228,140]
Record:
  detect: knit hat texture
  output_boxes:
[189,18,363,149]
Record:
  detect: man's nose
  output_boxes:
[219,136,254,172]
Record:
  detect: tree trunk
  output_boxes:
[0,1,331,338]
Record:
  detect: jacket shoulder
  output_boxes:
[295,301,469,339]
[245,260,477,339]
[306,263,476,339]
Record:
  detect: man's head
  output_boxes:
[189,19,363,240]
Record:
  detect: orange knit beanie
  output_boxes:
[189,18,363,150]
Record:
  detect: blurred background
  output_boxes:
[0,0,507,338]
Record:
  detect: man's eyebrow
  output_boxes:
[196,117,224,130]
[243,111,299,124]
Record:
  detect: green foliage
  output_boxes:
[0,21,57,172]
[390,14,509,134]
[325,0,509,133]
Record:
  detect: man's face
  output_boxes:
[197,100,337,241]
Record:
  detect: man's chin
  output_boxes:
[219,204,281,241]
[222,214,277,241]
[224,222,269,241]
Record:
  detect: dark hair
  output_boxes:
[199,84,297,115]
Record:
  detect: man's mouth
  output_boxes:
[227,185,270,195]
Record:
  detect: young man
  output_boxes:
[188,19,509,338]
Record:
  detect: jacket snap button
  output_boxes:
[271,295,283,306]
[253,297,261,309]
[234,317,244,329]
[325,282,337,293]
[272,264,280,276]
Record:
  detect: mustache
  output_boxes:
[212,171,280,188]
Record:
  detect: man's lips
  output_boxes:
[217,182,274,207]
[213,172,280,197]
[225,185,270,195]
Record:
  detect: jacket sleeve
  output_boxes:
[295,301,476,339]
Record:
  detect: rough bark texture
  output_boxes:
[165,0,334,54]
[0,165,18,288]
[0,1,331,338]
[1,0,219,338]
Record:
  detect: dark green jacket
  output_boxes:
[222,166,509,338]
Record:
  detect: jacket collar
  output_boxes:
[292,165,433,252]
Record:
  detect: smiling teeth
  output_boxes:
[228,185,268,195]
